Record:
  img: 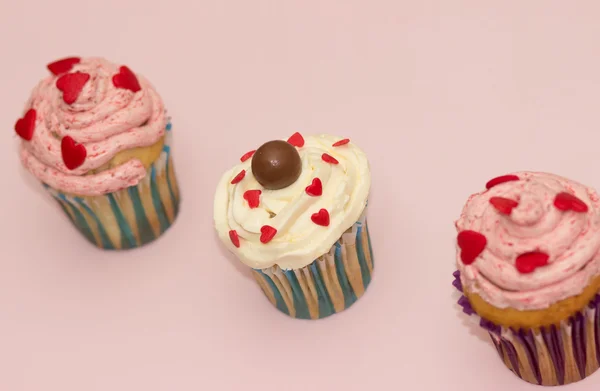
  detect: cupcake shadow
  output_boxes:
[454,302,490,344]
[214,231,253,280]
[18,164,62,211]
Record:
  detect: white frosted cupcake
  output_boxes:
[214,132,373,319]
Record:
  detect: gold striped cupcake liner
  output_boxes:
[253,211,374,319]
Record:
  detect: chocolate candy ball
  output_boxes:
[251,140,302,190]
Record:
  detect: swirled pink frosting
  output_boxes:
[19,57,166,196]
[456,172,600,310]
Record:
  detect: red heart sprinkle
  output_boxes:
[229,230,240,248]
[457,230,487,265]
[112,66,141,92]
[47,57,81,75]
[322,153,339,164]
[14,109,36,141]
[287,132,305,147]
[486,174,520,189]
[554,192,589,213]
[489,197,519,215]
[305,178,323,196]
[311,208,330,226]
[231,170,246,184]
[332,138,350,147]
[516,252,549,274]
[240,150,256,162]
[61,136,87,170]
[243,190,262,208]
[260,225,277,243]
[56,72,90,104]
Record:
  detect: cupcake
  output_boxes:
[214,132,373,319]
[453,172,600,386]
[14,57,180,249]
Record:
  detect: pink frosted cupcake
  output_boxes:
[14,57,180,249]
[453,172,600,386]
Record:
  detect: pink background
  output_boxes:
[1,1,600,390]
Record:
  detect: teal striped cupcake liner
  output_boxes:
[252,210,374,319]
[44,122,180,250]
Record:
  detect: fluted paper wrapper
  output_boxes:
[454,271,600,386]
[43,123,180,250]
[252,209,374,319]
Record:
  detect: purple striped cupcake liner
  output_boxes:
[453,270,600,386]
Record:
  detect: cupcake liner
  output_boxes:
[252,210,374,319]
[453,270,600,386]
[44,122,180,250]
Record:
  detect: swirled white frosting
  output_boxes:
[214,134,370,270]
